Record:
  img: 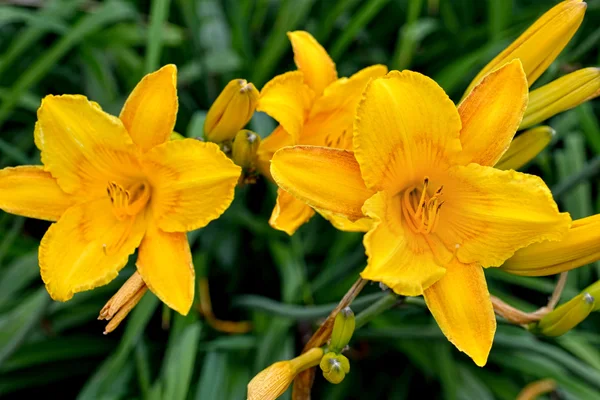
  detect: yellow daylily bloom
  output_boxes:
[495,126,555,170]
[502,213,600,276]
[464,0,586,95]
[520,67,600,129]
[204,78,259,143]
[271,62,571,366]
[0,65,241,315]
[247,347,324,400]
[256,30,387,235]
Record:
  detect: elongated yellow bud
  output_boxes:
[464,0,586,97]
[329,307,355,353]
[520,68,600,129]
[320,352,350,384]
[232,130,261,170]
[533,291,595,336]
[495,126,554,170]
[502,214,600,276]
[247,347,324,400]
[204,79,259,143]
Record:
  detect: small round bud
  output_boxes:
[320,352,350,384]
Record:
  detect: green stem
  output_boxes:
[355,292,403,329]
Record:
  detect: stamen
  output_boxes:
[401,178,444,236]
[106,181,150,221]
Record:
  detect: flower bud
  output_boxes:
[582,280,600,312]
[232,130,261,170]
[463,0,587,97]
[495,126,554,171]
[320,352,350,384]
[170,131,185,140]
[520,68,600,129]
[502,214,600,276]
[204,79,259,143]
[533,291,595,336]
[329,307,355,353]
[247,347,324,400]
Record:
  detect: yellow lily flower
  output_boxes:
[255,30,388,235]
[0,65,241,315]
[270,61,571,366]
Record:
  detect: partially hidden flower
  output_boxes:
[465,0,596,169]
[270,62,571,366]
[255,30,388,235]
[0,65,241,316]
[204,78,259,143]
[502,213,600,276]
[248,347,324,400]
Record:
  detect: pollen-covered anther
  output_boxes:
[401,177,444,235]
[106,181,150,220]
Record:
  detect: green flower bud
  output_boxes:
[534,291,596,337]
[320,352,350,384]
[329,307,355,353]
[232,130,261,170]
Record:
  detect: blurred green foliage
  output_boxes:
[0,0,599,399]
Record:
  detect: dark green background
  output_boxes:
[0,0,599,398]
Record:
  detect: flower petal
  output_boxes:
[120,64,178,152]
[354,70,462,192]
[269,189,315,235]
[317,209,372,232]
[424,260,495,367]
[288,30,337,96]
[0,166,73,221]
[256,125,294,181]
[436,163,571,267]
[136,217,194,315]
[257,71,314,143]
[37,95,142,197]
[271,146,374,221]
[39,198,146,301]
[361,192,447,296]
[142,139,240,232]
[301,65,388,150]
[463,0,586,95]
[458,59,528,166]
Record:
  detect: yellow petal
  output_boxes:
[458,59,528,166]
[136,217,194,315]
[301,64,388,150]
[521,67,600,129]
[317,209,372,232]
[361,192,447,296]
[464,0,586,95]
[256,125,293,181]
[354,70,462,192]
[271,146,374,221]
[424,260,496,367]
[37,95,142,197]
[204,79,259,143]
[0,166,73,221]
[495,126,554,170]
[39,198,147,301]
[119,64,178,152]
[436,163,571,267]
[269,189,315,236]
[288,30,337,96]
[502,213,600,276]
[257,71,314,143]
[142,139,240,232]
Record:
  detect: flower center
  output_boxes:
[106,181,151,221]
[401,177,444,235]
